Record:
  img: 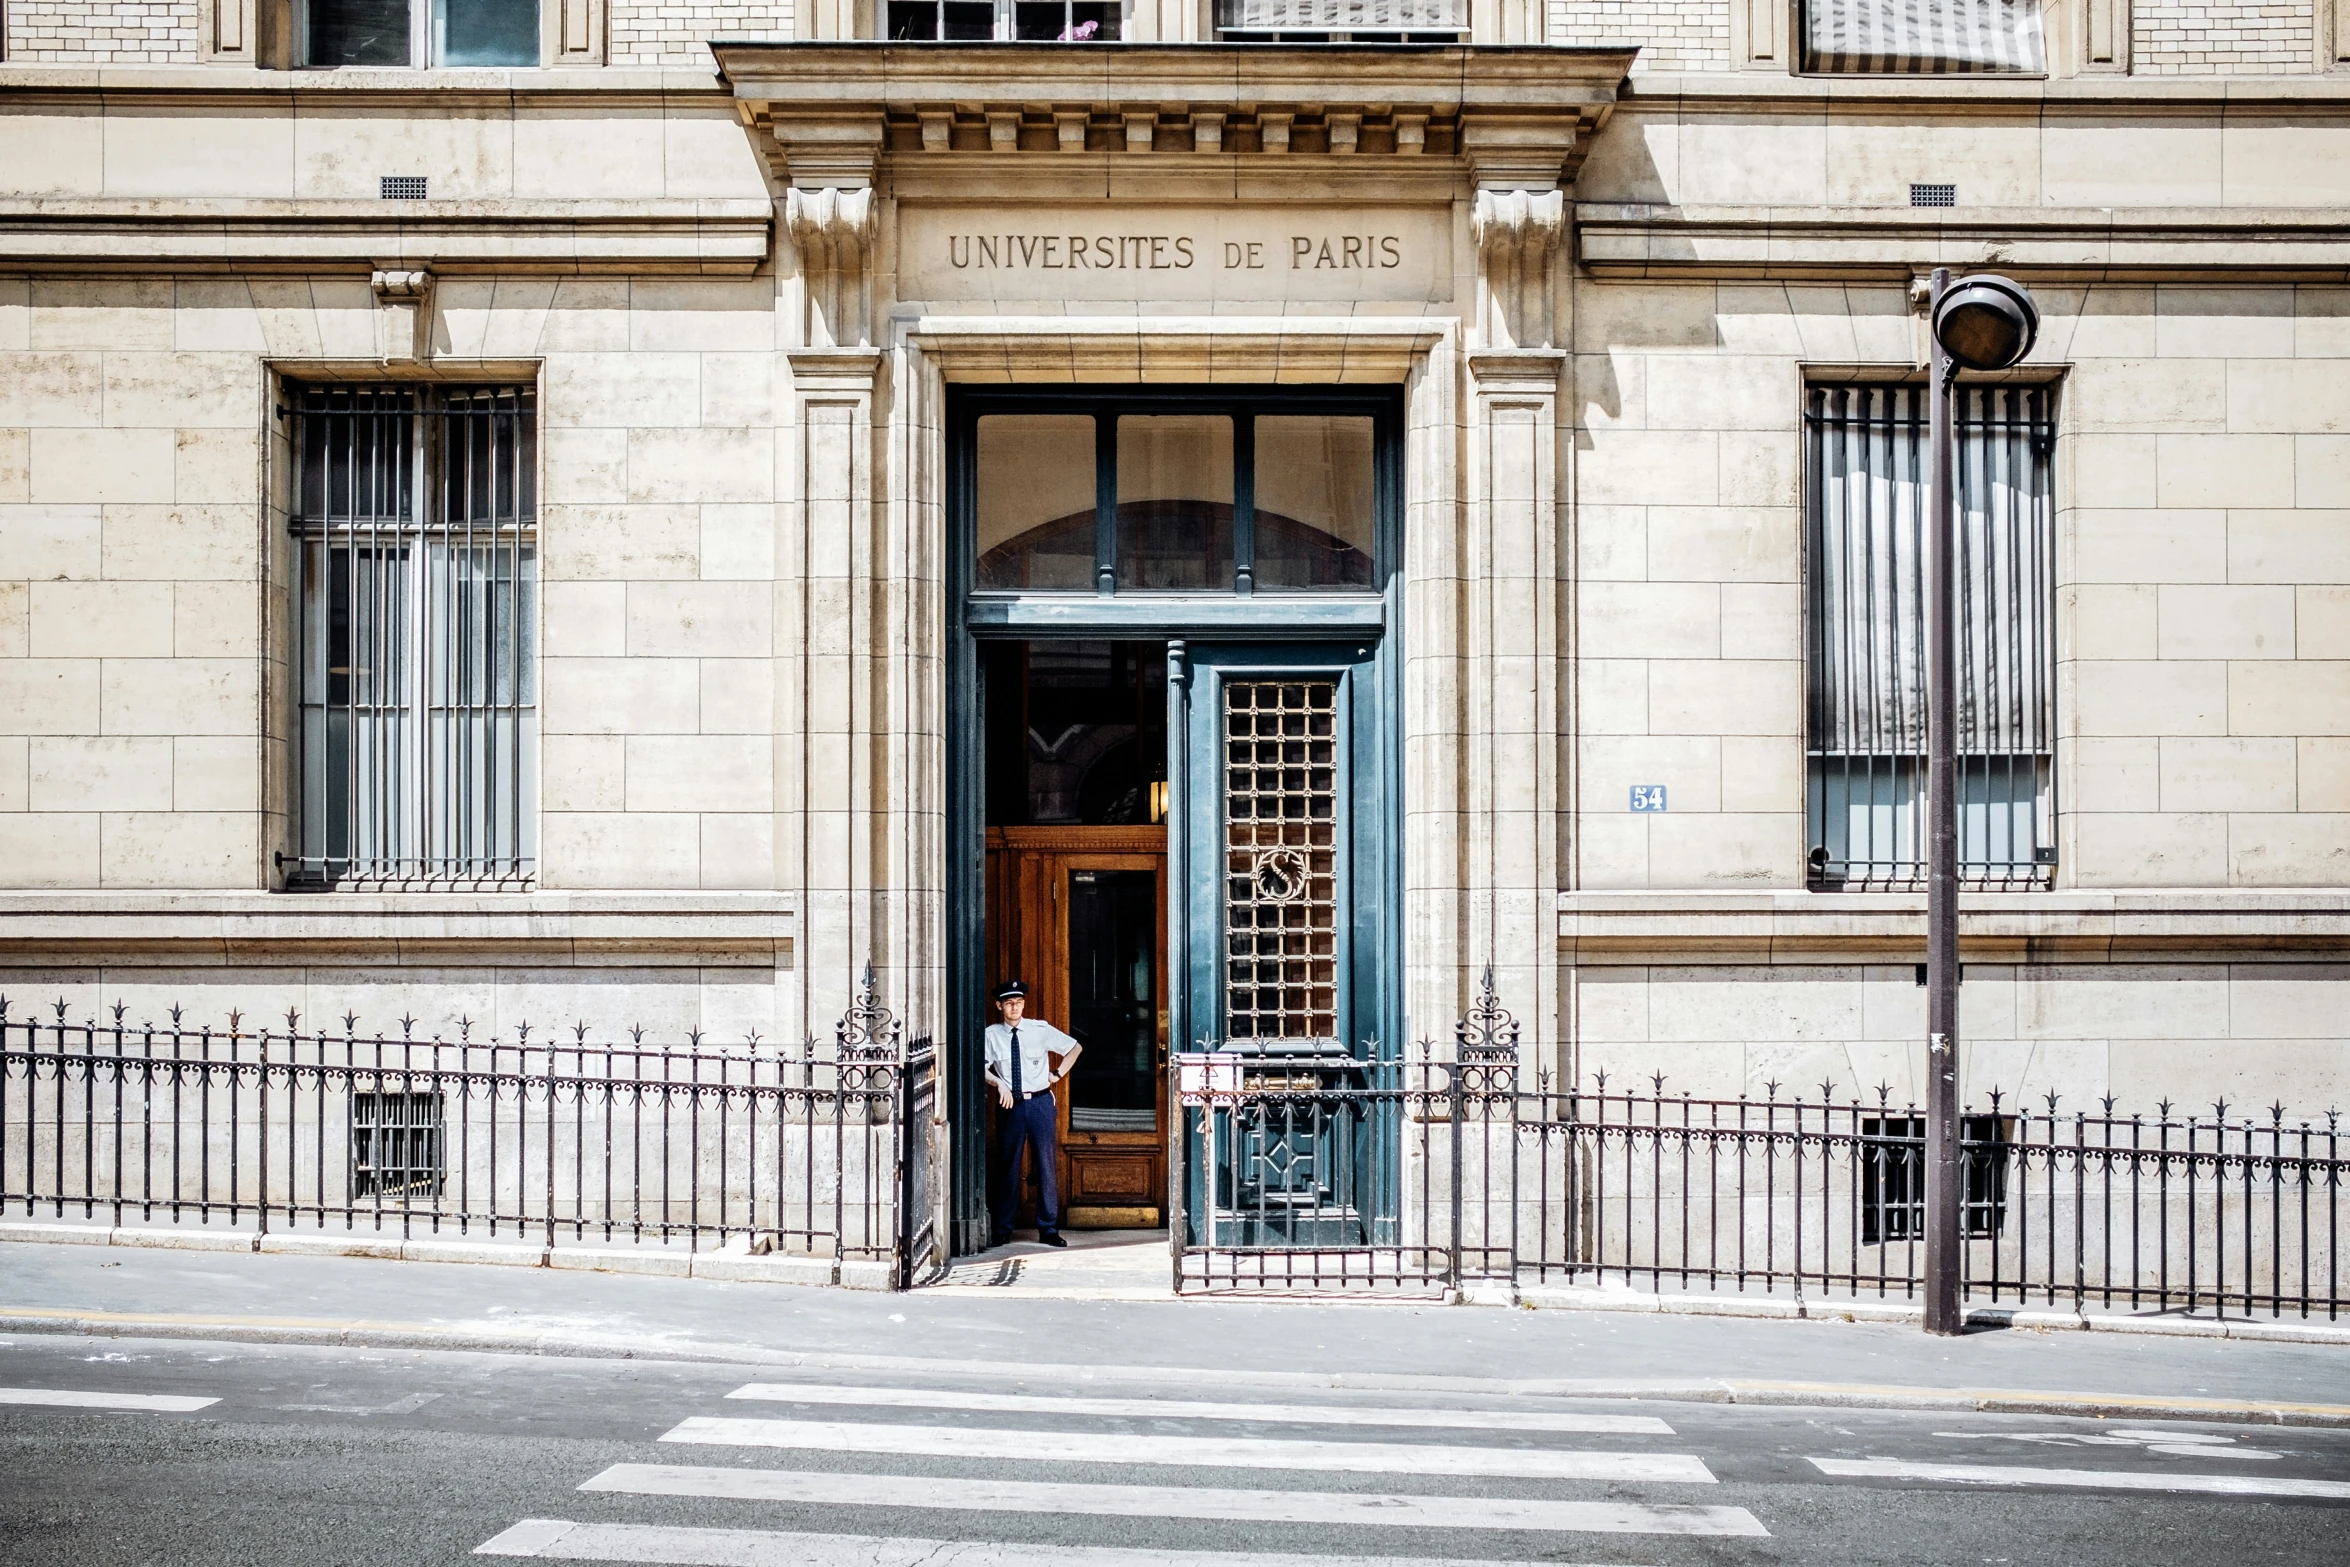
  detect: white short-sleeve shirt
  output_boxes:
[984,1018,1078,1095]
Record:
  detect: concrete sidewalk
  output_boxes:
[3,1237,2347,1429]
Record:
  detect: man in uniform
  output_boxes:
[984,979,1082,1249]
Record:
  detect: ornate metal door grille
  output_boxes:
[1223,680,1339,1045]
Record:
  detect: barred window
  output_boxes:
[287,386,537,888]
[1804,384,2055,892]
[1801,0,2045,74]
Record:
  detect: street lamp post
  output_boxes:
[1922,268,2038,1336]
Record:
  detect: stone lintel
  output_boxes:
[1558,891,2350,964]
[1577,203,2350,282]
[0,892,795,970]
[0,198,774,275]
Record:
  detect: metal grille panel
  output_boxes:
[351,1090,446,1198]
[289,386,537,887]
[1224,680,1339,1045]
[1805,383,2055,891]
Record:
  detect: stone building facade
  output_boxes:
[3,0,2349,1251]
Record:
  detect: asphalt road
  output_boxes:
[3,1331,2347,1566]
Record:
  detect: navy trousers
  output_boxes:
[993,1091,1061,1237]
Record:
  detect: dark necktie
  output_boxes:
[1009,1024,1023,1099]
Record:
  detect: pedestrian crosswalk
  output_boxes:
[0,1385,218,1412]
[471,1376,1769,1564]
[476,1521,1651,1566]
[470,1374,2345,1566]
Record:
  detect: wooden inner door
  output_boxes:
[986,824,1168,1228]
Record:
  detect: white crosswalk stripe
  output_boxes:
[475,1519,1650,1566]
[1810,1456,2350,1501]
[660,1414,1716,1482]
[0,1386,219,1413]
[472,1378,1771,1559]
[726,1381,1677,1434]
[581,1463,1772,1536]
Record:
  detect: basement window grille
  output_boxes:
[1860,1115,2011,1244]
[1804,383,2056,892]
[287,385,537,888]
[350,1089,447,1199]
[1909,183,1956,207]
[380,176,430,200]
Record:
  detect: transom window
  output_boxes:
[961,390,1395,596]
[301,0,539,67]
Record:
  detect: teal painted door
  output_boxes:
[1169,640,1398,1246]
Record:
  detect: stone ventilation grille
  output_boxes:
[4,0,200,61]
[1548,0,1731,73]
[2133,0,2317,74]
[607,0,793,64]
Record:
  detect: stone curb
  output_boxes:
[1511,1283,2350,1347]
[0,1222,847,1287]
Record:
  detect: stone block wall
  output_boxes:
[608,0,792,64]
[2056,285,2350,886]
[1569,961,2350,1109]
[0,279,269,888]
[1549,0,1731,72]
[4,0,200,61]
[2133,0,2320,75]
[1567,280,2350,892]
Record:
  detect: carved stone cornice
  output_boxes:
[784,185,877,350]
[1472,187,1566,350]
[713,42,1633,181]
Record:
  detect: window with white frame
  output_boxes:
[1800,0,2044,73]
[302,0,539,66]
[285,386,538,888]
[1803,383,2055,892]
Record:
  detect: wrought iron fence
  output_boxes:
[1175,975,2347,1320]
[1,970,944,1283]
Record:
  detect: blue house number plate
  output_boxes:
[1629,785,1668,812]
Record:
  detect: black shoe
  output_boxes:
[1038,1231,1068,1248]
[989,1230,1013,1248]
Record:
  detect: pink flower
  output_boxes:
[1059,19,1099,39]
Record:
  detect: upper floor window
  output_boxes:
[1215,0,1466,40]
[285,386,538,888]
[888,0,1121,39]
[958,390,1395,596]
[303,0,540,67]
[1803,383,2055,892]
[1801,0,2044,74]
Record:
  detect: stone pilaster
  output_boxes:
[1461,144,1570,1078]
[1463,348,1565,1083]
[773,115,899,1044]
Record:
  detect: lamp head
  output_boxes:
[1932,273,2039,372]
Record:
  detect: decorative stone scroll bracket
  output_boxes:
[1471,187,1566,351]
[785,185,877,350]
[370,268,434,363]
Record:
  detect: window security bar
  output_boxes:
[1804,383,2056,891]
[287,386,537,888]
